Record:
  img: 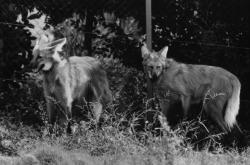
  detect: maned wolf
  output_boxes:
[30,34,112,129]
[141,43,241,133]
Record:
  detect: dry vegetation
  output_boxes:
[1,116,250,165]
[1,57,250,164]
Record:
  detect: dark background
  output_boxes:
[0,0,250,131]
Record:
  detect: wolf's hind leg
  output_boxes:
[181,96,191,119]
[204,96,229,133]
[92,102,103,124]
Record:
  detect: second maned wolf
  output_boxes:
[141,43,241,133]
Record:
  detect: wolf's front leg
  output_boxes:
[159,99,170,118]
[54,84,73,133]
[61,84,73,122]
[45,97,57,125]
[63,90,73,134]
[147,78,154,99]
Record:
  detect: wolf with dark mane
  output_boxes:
[30,32,112,130]
[141,43,241,133]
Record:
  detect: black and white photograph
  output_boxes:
[0,0,250,164]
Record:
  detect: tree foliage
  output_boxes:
[0,0,250,131]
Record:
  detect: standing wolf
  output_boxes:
[30,33,112,129]
[141,43,241,133]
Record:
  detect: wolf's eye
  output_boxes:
[149,66,154,70]
[156,66,161,69]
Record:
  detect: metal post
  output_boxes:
[146,0,152,50]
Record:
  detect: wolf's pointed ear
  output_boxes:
[47,38,67,62]
[51,38,67,53]
[141,43,151,59]
[159,46,168,59]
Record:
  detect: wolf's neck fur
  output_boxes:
[43,62,63,84]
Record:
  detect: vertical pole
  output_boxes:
[146,0,152,50]
[145,0,153,126]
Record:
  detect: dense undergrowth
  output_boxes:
[1,57,250,165]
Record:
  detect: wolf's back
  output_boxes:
[68,56,112,104]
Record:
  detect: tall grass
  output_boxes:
[1,106,250,165]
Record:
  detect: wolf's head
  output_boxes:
[141,44,169,81]
[30,34,67,72]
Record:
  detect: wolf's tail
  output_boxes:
[224,77,241,130]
